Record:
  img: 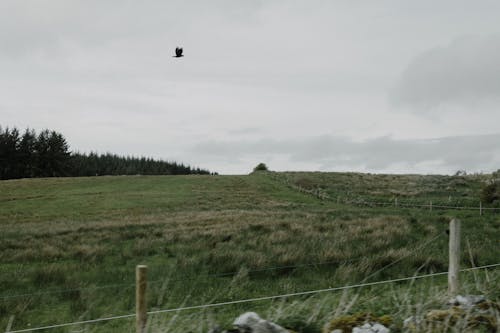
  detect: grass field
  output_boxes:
[0,172,499,332]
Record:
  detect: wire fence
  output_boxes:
[344,198,500,212]
[3,226,499,332]
[277,174,500,212]
[6,263,500,333]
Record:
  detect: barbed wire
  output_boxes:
[6,263,500,333]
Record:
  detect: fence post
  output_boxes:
[395,198,398,207]
[430,201,433,211]
[5,315,14,333]
[136,265,148,333]
[479,201,482,216]
[448,219,461,296]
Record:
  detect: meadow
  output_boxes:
[0,172,498,332]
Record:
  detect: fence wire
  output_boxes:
[6,263,500,333]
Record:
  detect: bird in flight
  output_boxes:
[173,47,184,58]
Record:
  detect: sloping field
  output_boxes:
[0,172,498,332]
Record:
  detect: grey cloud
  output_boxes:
[191,134,500,174]
[391,36,500,109]
[3,1,500,175]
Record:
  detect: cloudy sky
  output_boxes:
[1,1,500,174]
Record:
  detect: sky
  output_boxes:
[1,0,500,175]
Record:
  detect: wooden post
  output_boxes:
[5,315,14,332]
[395,198,398,207]
[136,265,148,333]
[479,201,482,216]
[430,201,433,211]
[448,219,461,296]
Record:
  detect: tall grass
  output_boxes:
[0,173,498,332]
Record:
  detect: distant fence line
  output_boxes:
[274,173,500,213]
[343,197,500,214]
[286,181,500,214]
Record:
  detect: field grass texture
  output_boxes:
[0,172,498,332]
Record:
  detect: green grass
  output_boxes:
[0,172,498,332]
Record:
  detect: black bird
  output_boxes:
[173,47,184,58]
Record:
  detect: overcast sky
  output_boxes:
[1,0,500,174]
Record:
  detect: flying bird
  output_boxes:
[173,47,184,58]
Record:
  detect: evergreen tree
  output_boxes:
[0,127,21,179]
[34,130,51,177]
[0,125,213,179]
[46,131,70,176]
[18,128,37,178]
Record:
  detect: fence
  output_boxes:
[4,218,500,333]
[293,184,500,215]
[345,197,500,215]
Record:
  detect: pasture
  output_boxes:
[0,172,498,332]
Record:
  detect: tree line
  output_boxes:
[0,126,213,180]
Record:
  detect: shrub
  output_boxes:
[481,181,500,204]
[277,315,321,333]
[253,163,269,172]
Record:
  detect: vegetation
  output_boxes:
[0,171,498,332]
[253,162,269,172]
[0,126,211,179]
[481,180,500,204]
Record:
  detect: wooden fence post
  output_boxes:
[448,219,461,296]
[479,201,482,216]
[136,265,148,333]
[5,315,14,333]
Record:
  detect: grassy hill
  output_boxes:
[0,172,498,332]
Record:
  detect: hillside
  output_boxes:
[0,172,498,332]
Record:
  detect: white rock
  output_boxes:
[331,330,343,333]
[232,312,288,333]
[352,325,371,333]
[372,323,389,333]
[448,294,485,308]
[234,312,261,329]
[352,322,389,333]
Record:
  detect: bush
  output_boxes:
[253,163,269,172]
[277,315,321,333]
[481,181,499,204]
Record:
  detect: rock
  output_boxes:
[371,323,389,333]
[447,294,485,308]
[232,312,289,333]
[352,322,389,333]
[330,330,343,333]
